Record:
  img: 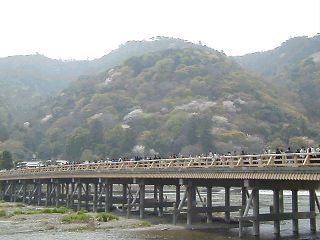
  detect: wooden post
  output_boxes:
[187,181,194,226]
[153,185,158,214]
[239,209,244,238]
[93,183,98,212]
[225,186,230,223]
[70,182,75,209]
[241,187,247,207]
[105,182,110,212]
[176,185,180,206]
[65,182,70,205]
[77,182,82,211]
[159,185,164,217]
[98,182,103,209]
[23,181,27,204]
[139,183,145,219]
[273,189,280,236]
[309,189,316,233]
[10,182,15,202]
[85,183,89,211]
[122,183,127,212]
[207,186,213,223]
[279,190,284,213]
[252,189,260,236]
[173,203,177,225]
[109,184,113,210]
[55,183,60,207]
[127,188,131,219]
[37,181,41,206]
[292,190,299,234]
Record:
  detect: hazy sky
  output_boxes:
[0,0,319,60]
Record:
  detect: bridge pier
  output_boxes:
[104,181,110,212]
[187,181,195,226]
[225,186,230,223]
[93,183,98,212]
[309,189,316,233]
[292,189,299,234]
[122,183,127,212]
[153,185,158,214]
[273,189,280,236]
[158,185,164,217]
[139,182,145,219]
[77,181,82,211]
[252,189,260,236]
[85,183,89,211]
[206,186,213,223]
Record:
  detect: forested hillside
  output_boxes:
[9,48,314,161]
[0,37,206,123]
[235,35,320,129]
[235,35,320,77]
[1,37,320,162]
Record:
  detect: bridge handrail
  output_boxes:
[1,152,320,177]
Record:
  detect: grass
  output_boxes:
[13,207,73,215]
[95,213,119,222]
[0,209,6,217]
[61,212,92,223]
[136,220,152,227]
[0,202,25,208]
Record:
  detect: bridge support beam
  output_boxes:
[241,187,247,207]
[139,183,145,219]
[159,185,164,217]
[187,181,195,226]
[105,182,110,212]
[93,183,98,212]
[122,183,127,212]
[37,181,41,205]
[309,189,316,233]
[77,181,82,211]
[292,189,299,234]
[225,186,230,223]
[273,189,280,236]
[176,185,180,206]
[85,183,89,211]
[153,185,158,214]
[22,181,27,204]
[252,189,260,236]
[207,186,213,223]
[55,182,60,207]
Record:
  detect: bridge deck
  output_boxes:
[1,153,320,181]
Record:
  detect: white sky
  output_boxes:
[0,0,319,60]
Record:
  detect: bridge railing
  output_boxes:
[1,153,320,177]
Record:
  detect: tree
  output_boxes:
[0,150,14,170]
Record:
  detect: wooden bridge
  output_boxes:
[0,152,320,238]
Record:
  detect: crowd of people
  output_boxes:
[66,145,320,165]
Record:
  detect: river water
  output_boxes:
[0,189,319,240]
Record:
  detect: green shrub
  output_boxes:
[76,210,88,214]
[96,213,119,222]
[139,220,152,227]
[0,209,6,217]
[13,207,73,215]
[61,213,91,223]
[15,203,25,208]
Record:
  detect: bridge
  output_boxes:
[0,152,320,238]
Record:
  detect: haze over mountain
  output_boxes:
[0,36,319,162]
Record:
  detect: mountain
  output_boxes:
[0,37,208,122]
[2,36,320,162]
[235,35,320,128]
[13,47,311,161]
[235,35,320,77]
